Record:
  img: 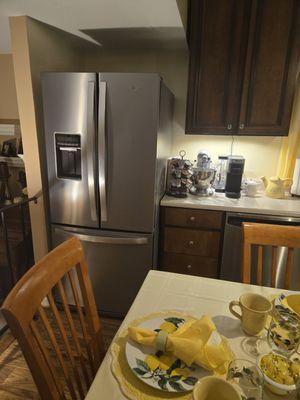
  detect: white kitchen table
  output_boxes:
[85,270,299,400]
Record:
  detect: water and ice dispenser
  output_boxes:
[55,133,82,180]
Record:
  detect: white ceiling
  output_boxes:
[0,0,183,53]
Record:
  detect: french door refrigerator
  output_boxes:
[41,73,173,316]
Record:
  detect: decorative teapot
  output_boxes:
[261,176,293,199]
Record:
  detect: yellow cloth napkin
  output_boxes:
[128,315,233,375]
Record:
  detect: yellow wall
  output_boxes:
[0,54,19,120]
[9,16,89,260]
[85,47,283,178]
[277,79,300,178]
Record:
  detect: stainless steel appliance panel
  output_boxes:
[42,73,99,228]
[152,82,173,266]
[221,212,300,290]
[52,225,153,316]
[98,73,161,233]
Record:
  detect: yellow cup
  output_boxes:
[229,293,272,336]
[193,376,241,400]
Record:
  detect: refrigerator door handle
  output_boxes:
[54,227,148,245]
[59,147,81,152]
[87,81,97,222]
[98,81,108,223]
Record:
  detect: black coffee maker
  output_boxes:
[225,156,245,198]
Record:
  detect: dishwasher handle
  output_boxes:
[226,212,300,227]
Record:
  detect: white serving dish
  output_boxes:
[257,353,297,396]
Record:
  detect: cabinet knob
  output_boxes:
[189,216,195,222]
[239,123,245,130]
[227,123,232,130]
[188,240,194,247]
[186,264,192,271]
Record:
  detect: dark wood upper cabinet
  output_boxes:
[186,0,300,136]
[186,0,252,134]
[239,0,300,135]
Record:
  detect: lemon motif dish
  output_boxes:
[274,294,300,318]
[125,316,211,392]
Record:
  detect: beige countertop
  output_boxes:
[161,192,300,218]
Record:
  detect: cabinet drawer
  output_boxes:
[162,253,218,278]
[163,227,220,257]
[164,207,223,230]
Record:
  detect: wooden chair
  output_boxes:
[1,237,105,400]
[242,222,300,289]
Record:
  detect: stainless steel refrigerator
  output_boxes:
[41,73,173,316]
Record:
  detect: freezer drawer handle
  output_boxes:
[54,228,148,245]
[98,81,108,223]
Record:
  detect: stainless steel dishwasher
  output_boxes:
[220,212,300,290]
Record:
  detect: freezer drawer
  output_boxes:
[52,225,153,316]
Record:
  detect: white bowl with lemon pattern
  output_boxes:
[125,316,211,392]
[274,293,300,318]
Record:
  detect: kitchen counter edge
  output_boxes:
[160,194,300,218]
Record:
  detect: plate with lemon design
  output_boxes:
[125,316,210,392]
[274,293,300,318]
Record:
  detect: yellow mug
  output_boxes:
[193,376,241,400]
[229,293,272,336]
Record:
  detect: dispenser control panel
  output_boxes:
[55,133,82,180]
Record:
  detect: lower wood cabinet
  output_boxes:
[159,207,224,278]
[164,207,223,230]
[164,227,220,258]
[162,253,218,278]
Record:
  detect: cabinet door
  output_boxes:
[186,0,251,134]
[238,0,300,136]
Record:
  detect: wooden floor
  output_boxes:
[0,316,122,399]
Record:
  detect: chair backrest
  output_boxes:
[242,222,300,289]
[2,237,105,400]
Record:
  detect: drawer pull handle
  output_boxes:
[188,240,194,247]
[187,264,192,270]
[189,216,195,222]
